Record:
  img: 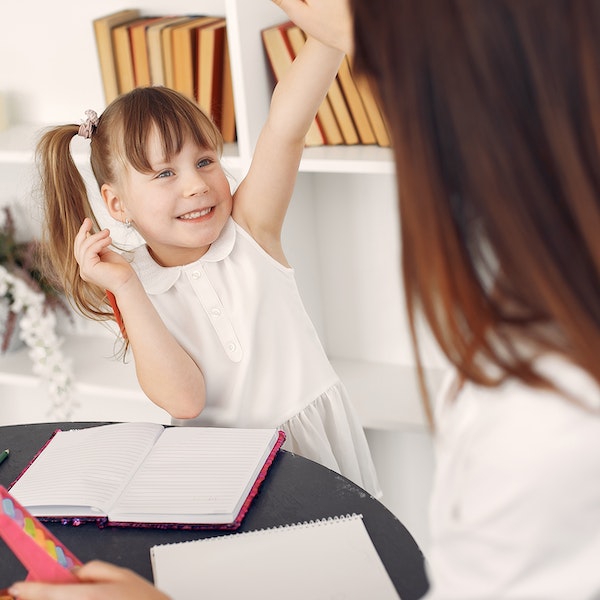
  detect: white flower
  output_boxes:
[1,264,75,419]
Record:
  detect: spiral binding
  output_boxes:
[154,513,363,549]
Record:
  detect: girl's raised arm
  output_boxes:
[232,26,344,264]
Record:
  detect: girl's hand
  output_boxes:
[8,560,170,600]
[272,0,353,55]
[74,218,135,293]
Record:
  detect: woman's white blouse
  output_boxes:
[424,355,600,599]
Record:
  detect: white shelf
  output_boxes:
[0,334,171,425]
[0,334,141,399]
[300,145,394,174]
[0,123,393,175]
[0,124,243,171]
[0,334,446,430]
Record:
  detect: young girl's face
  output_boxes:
[115,130,233,267]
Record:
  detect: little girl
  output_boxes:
[36,30,381,497]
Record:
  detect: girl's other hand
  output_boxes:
[272,0,353,56]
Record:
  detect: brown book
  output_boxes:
[354,74,391,148]
[285,26,343,146]
[112,18,144,96]
[197,19,227,126]
[337,57,376,145]
[220,31,236,143]
[161,17,193,89]
[261,22,325,147]
[146,16,190,86]
[326,74,360,145]
[93,9,140,104]
[129,17,164,87]
[171,16,220,101]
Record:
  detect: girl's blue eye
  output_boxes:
[197,158,212,168]
[157,170,173,178]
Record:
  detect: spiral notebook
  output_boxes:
[150,513,401,599]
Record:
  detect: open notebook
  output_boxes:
[151,513,401,599]
[9,422,284,529]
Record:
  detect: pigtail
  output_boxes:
[36,125,111,322]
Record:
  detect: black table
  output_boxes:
[0,422,429,599]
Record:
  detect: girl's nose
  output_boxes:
[185,172,209,197]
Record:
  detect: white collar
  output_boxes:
[131,217,237,295]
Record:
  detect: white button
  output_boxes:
[211,307,222,317]
[191,271,201,280]
[227,342,236,352]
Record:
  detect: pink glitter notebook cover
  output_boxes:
[9,428,285,531]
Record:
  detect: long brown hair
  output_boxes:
[351,0,600,421]
[37,86,223,323]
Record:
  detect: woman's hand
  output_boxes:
[74,218,135,293]
[272,0,353,56]
[8,560,170,600]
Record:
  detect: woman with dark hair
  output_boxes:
[10,1,600,598]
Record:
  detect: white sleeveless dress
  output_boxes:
[129,217,381,497]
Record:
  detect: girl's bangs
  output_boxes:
[118,88,222,173]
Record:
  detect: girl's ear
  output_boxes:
[102,183,125,221]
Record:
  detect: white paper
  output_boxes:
[151,513,401,599]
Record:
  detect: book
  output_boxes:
[171,16,221,101]
[146,16,190,86]
[196,18,227,126]
[93,9,141,104]
[112,18,141,96]
[128,16,164,87]
[261,22,326,147]
[8,422,284,529]
[161,16,194,89]
[285,26,344,146]
[325,72,360,145]
[337,56,377,145]
[355,74,391,147]
[220,30,236,143]
[150,513,400,599]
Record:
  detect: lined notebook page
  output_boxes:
[110,427,278,523]
[9,423,163,516]
[151,513,401,599]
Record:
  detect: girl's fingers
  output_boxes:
[272,0,306,21]
[74,227,111,262]
[74,560,135,582]
[82,234,113,259]
[271,0,353,55]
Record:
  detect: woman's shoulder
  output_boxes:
[428,355,600,598]
[436,353,600,421]
[435,354,600,488]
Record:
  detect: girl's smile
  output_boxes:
[178,207,213,220]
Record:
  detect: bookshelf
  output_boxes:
[0,0,445,551]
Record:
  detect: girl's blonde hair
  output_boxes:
[37,86,223,323]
